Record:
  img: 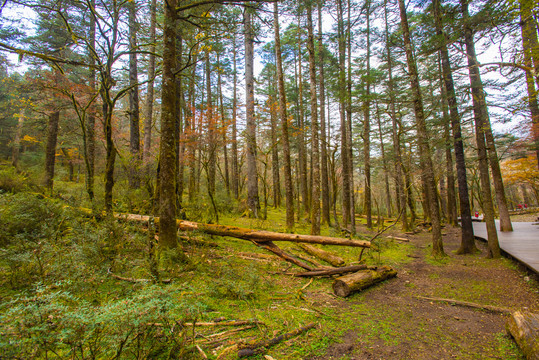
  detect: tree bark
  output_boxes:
[11,112,23,169]
[318,0,330,225]
[205,50,216,196]
[296,264,368,277]
[217,52,230,196]
[521,0,539,169]
[398,0,444,257]
[298,243,345,267]
[117,213,371,248]
[232,31,240,199]
[506,311,539,360]
[346,0,356,233]
[376,100,392,218]
[306,4,321,235]
[274,2,294,231]
[158,0,178,249]
[336,0,351,229]
[460,0,500,258]
[86,0,96,203]
[439,58,457,226]
[269,90,281,207]
[333,266,397,297]
[296,16,309,216]
[128,0,140,188]
[363,0,372,228]
[432,0,475,253]
[143,0,157,165]
[244,9,260,218]
[385,1,408,231]
[43,111,60,192]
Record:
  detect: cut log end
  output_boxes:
[506,311,539,360]
[332,266,397,297]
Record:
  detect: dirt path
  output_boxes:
[313,226,539,360]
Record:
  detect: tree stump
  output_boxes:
[506,311,539,360]
[332,265,397,297]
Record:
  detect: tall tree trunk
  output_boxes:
[385,1,408,230]
[462,4,513,232]
[274,1,294,230]
[347,0,355,233]
[244,9,260,218]
[432,0,475,253]
[521,0,539,168]
[460,0,500,257]
[375,99,392,218]
[206,50,216,196]
[187,50,199,202]
[217,53,230,196]
[296,17,309,216]
[128,0,140,188]
[176,31,184,210]
[318,0,330,225]
[398,0,444,257]
[337,0,350,229]
[440,77,457,226]
[11,112,23,168]
[306,4,321,235]
[231,31,240,199]
[43,111,60,192]
[86,0,96,202]
[269,86,281,208]
[143,0,157,165]
[159,0,178,249]
[363,0,372,228]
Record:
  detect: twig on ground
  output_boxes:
[417,296,512,314]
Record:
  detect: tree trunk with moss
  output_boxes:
[520,0,539,169]
[432,0,475,253]
[385,0,408,231]
[158,0,178,249]
[306,4,321,235]
[398,0,444,257]
[274,2,294,231]
[244,9,260,218]
[43,111,60,191]
[318,0,330,225]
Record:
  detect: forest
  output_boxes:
[0,0,539,359]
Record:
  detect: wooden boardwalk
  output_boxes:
[472,221,539,274]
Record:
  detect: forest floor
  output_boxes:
[1,188,538,359]
[308,215,539,360]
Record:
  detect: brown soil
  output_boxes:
[311,224,539,360]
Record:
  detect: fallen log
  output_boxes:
[417,296,512,314]
[506,311,539,360]
[386,236,410,243]
[183,320,263,327]
[115,213,370,248]
[298,244,345,267]
[254,241,314,271]
[237,322,317,358]
[296,264,370,277]
[332,266,397,297]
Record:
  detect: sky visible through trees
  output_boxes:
[0,0,538,256]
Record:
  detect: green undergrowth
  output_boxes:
[0,192,417,359]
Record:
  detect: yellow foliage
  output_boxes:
[21,135,40,144]
[501,155,539,189]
